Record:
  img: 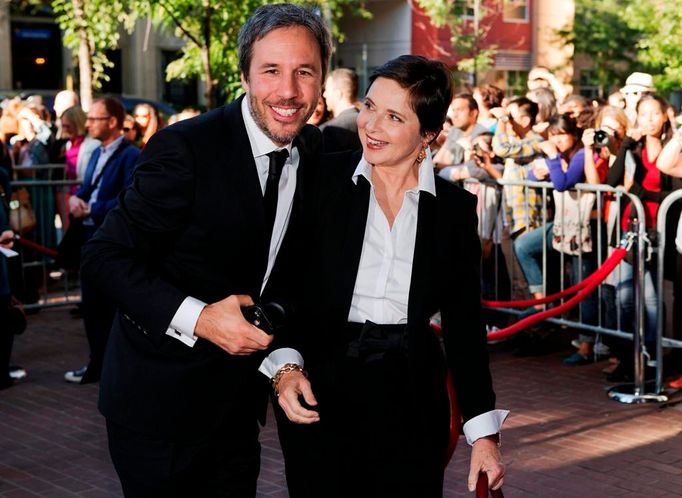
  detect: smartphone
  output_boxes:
[241,305,274,335]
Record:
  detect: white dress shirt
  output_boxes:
[164,97,301,346]
[261,150,508,445]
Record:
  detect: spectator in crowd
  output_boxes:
[307,96,329,126]
[608,91,626,110]
[64,97,140,385]
[493,97,544,300]
[513,115,592,330]
[527,87,557,136]
[605,94,675,381]
[655,123,682,387]
[527,66,570,102]
[79,5,330,494]
[53,90,80,142]
[133,103,161,148]
[274,54,506,498]
[166,108,201,126]
[0,97,22,144]
[14,104,52,167]
[620,72,655,126]
[433,93,489,180]
[558,95,588,119]
[320,68,361,153]
[473,84,505,132]
[0,167,26,390]
[56,105,88,229]
[122,114,141,145]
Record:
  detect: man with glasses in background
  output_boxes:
[64,97,139,384]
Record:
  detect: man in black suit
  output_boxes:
[79,4,332,496]
[320,68,361,153]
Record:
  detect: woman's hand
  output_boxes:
[468,437,505,492]
[0,230,14,249]
[627,127,643,142]
[277,370,320,424]
[537,140,558,158]
[582,128,595,150]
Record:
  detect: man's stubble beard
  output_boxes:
[248,93,317,146]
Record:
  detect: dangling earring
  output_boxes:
[416,142,428,164]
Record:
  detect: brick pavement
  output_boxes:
[1,307,682,497]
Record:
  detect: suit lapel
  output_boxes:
[407,191,438,324]
[337,174,371,318]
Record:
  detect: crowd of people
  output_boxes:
[427,69,682,387]
[0,90,200,389]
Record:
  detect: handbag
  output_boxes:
[8,188,37,234]
[552,190,595,255]
[56,216,85,270]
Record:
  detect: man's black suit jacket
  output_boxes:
[80,96,320,441]
[319,108,361,153]
[296,151,496,425]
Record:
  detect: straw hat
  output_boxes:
[620,72,655,94]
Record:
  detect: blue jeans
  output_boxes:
[513,224,554,294]
[615,260,658,350]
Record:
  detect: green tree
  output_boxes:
[135,0,370,109]
[557,0,640,97]
[52,0,135,109]
[415,0,496,85]
[625,0,682,93]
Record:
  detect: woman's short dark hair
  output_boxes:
[477,84,504,110]
[368,55,454,137]
[238,4,333,82]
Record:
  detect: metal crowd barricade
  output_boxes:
[9,164,82,310]
[464,177,673,402]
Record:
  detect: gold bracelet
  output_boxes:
[271,363,306,397]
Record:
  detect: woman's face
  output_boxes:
[357,77,424,168]
[637,99,666,137]
[548,131,575,154]
[60,116,74,138]
[134,106,151,129]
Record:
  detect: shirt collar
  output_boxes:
[241,97,293,159]
[351,148,437,197]
[101,135,124,155]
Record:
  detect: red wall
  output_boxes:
[411,0,533,66]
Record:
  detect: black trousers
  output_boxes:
[107,416,261,498]
[80,277,115,383]
[0,295,14,388]
[277,322,449,498]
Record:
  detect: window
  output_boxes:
[505,70,529,97]
[503,0,528,22]
[455,0,476,19]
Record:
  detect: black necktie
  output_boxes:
[264,149,289,242]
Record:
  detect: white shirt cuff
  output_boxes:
[258,348,304,379]
[463,409,510,446]
[164,296,206,347]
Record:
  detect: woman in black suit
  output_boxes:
[270,55,506,498]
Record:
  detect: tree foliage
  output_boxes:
[136,0,371,109]
[556,0,639,96]
[625,0,682,93]
[558,0,682,95]
[415,0,497,84]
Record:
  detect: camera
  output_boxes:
[593,129,610,148]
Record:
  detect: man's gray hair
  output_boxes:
[238,3,333,82]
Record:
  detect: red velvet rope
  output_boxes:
[482,245,628,308]
[486,247,628,341]
[14,236,59,258]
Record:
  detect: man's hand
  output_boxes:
[69,196,89,218]
[194,294,273,355]
[468,437,505,492]
[0,230,14,249]
[277,370,320,424]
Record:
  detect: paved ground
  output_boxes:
[1,307,682,497]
